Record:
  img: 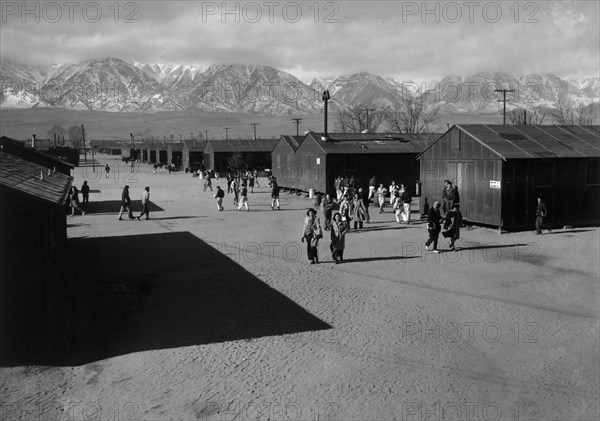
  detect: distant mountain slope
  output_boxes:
[1,58,598,116]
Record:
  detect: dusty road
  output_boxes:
[1,157,598,420]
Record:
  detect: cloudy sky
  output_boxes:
[1,0,598,82]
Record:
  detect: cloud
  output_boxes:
[1,1,598,81]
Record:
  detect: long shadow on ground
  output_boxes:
[81,200,165,215]
[8,232,331,366]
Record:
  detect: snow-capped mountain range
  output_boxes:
[1,57,598,115]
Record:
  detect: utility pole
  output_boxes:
[322,90,330,139]
[360,108,375,132]
[82,125,87,164]
[90,139,95,172]
[205,130,208,140]
[291,118,303,136]
[495,89,515,125]
[224,128,230,140]
[250,123,259,140]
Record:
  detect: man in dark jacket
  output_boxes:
[271,183,281,210]
[425,201,443,253]
[118,185,135,220]
[442,180,455,214]
[535,196,548,235]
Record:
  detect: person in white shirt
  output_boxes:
[137,187,151,220]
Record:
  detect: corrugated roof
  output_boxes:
[279,135,305,152]
[168,143,186,152]
[183,140,207,152]
[0,139,75,170]
[0,150,72,205]
[418,125,600,160]
[207,138,279,153]
[305,132,431,154]
[464,125,600,159]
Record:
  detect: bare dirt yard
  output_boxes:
[1,156,598,421]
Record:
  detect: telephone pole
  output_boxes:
[81,125,87,164]
[291,118,303,136]
[495,89,515,125]
[322,91,331,138]
[250,123,259,140]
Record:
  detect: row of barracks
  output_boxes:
[271,125,600,230]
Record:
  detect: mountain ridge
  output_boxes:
[1,57,598,115]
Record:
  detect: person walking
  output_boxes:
[321,193,336,229]
[69,186,85,216]
[226,174,233,193]
[301,208,323,264]
[231,177,239,205]
[137,187,151,220]
[81,181,90,205]
[358,187,371,223]
[400,184,412,224]
[442,203,463,249]
[118,185,135,220]
[238,184,249,211]
[271,182,281,210]
[425,201,443,253]
[105,164,110,179]
[248,171,255,193]
[339,195,352,224]
[351,192,367,232]
[442,180,455,214]
[377,184,388,213]
[392,191,402,224]
[214,186,225,211]
[535,195,549,235]
[330,212,349,263]
[368,175,377,201]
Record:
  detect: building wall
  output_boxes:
[294,136,327,193]
[502,158,600,228]
[420,127,503,226]
[0,191,67,363]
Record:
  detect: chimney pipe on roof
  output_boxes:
[32,134,37,148]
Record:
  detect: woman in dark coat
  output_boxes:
[425,201,442,252]
[351,193,367,232]
[301,208,323,264]
[330,212,349,263]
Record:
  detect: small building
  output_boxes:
[271,135,306,189]
[0,149,72,363]
[417,124,600,229]
[156,142,168,165]
[0,137,74,176]
[204,139,279,174]
[182,140,207,172]
[167,143,185,168]
[281,132,432,195]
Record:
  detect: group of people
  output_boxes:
[302,207,349,265]
[67,181,90,216]
[424,180,463,253]
[118,185,151,221]
[211,170,264,212]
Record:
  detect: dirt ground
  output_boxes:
[1,156,598,421]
